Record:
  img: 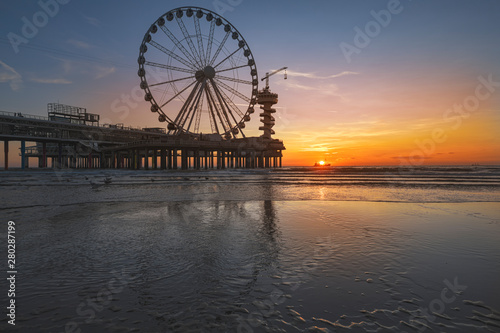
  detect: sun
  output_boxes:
[318,160,325,166]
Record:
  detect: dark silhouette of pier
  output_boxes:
[0,106,284,170]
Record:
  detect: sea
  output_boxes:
[1,165,499,332]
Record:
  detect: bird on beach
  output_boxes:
[104,176,112,184]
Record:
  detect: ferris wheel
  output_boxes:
[138,7,258,139]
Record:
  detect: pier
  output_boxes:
[0,105,284,170]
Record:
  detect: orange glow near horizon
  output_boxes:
[271,70,500,167]
[276,106,500,167]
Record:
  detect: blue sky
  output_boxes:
[1,0,499,165]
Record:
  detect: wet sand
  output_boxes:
[1,169,499,332]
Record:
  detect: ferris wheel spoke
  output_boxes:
[216,64,249,74]
[148,75,195,87]
[179,81,204,131]
[215,86,245,136]
[214,78,251,103]
[159,25,200,69]
[213,47,243,69]
[215,75,252,85]
[205,20,216,65]
[193,16,206,66]
[210,79,241,131]
[204,84,221,134]
[184,83,205,132]
[193,91,204,133]
[149,40,197,71]
[209,79,235,134]
[209,31,231,66]
[169,81,182,106]
[175,16,203,68]
[159,80,197,109]
[145,61,195,74]
[172,81,201,130]
[205,83,230,133]
[213,81,245,118]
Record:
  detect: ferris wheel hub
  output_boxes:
[203,66,216,79]
[195,66,216,82]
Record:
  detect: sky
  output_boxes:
[0,0,499,166]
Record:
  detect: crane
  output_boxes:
[261,67,287,90]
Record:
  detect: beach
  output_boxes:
[1,166,499,332]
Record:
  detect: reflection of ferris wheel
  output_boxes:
[138,7,258,139]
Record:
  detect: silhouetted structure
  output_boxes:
[0,105,284,170]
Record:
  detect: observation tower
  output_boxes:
[257,89,278,140]
[257,67,287,140]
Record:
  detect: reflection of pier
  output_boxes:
[0,105,285,170]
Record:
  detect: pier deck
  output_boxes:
[0,111,284,170]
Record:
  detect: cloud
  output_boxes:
[285,70,359,80]
[49,56,116,79]
[327,128,404,138]
[281,81,320,92]
[392,155,433,160]
[278,80,344,98]
[95,66,116,79]
[299,142,341,152]
[83,15,101,27]
[274,70,358,100]
[299,147,331,152]
[67,39,94,50]
[30,77,72,84]
[0,60,22,91]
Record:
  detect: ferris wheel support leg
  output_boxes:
[181,149,187,170]
[3,140,8,170]
[160,148,167,170]
[173,150,178,169]
[194,150,200,170]
[167,149,172,169]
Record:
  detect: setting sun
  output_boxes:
[318,161,325,166]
